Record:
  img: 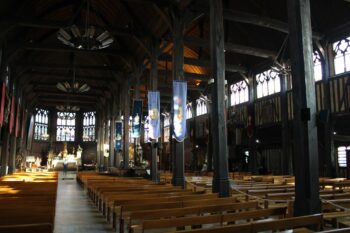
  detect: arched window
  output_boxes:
[313,51,323,81]
[256,69,281,98]
[83,112,96,141]
[143,116,150,143]
[230,81,249,106]
[163,113,170,142]
[56,112,76,141]
[186,103,193,119]
[333,37,350,75]
[337,146,350,168]
[196,98,207,116]
[34,108,49,141]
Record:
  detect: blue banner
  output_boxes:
[172,81,187,142]
[115,121,122,151]
[131,99,142,138]
[148,91,160,139]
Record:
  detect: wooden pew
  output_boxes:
[124,201,259,233]
[163,214,323,233]
[0,223,52,233]
[130,207,287,233]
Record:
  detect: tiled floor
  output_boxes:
[54,172,114,233]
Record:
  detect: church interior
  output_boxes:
[1,0,350,232]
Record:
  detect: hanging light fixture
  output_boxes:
[56,0,114,50]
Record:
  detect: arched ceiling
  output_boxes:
[0,0,350,113]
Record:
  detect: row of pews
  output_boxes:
[0,171,58,233]
[78,172,350,233]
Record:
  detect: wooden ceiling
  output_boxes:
[1,0,350,113]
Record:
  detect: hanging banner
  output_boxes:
[131,99,142,138]
[0,82,5,126]
[172,80,187,142]
[9,95,15,134]
[115,121,123,151]
[148,91,160,139]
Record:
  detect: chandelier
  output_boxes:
[56,81,90,93]
[56,0,114,50]
[56,105,80,112]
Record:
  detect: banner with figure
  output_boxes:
[115,121,123,151]
[131,99,142,138]
[172,81,187,142]
[148,91,160,139]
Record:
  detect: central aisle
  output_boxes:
[54,172,114,233]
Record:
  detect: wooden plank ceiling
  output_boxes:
[1,0,350,112]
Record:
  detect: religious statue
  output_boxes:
[76,145,83,158]
[62,142,68,158]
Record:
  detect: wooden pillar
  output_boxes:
[287,0,321,215]
[247,76,257,174]
[109,96,116,167]
[321,44,336,177]
[116,88,122,167]
[280,74,290,175]
[210,0,230,197]
[171,13,185,188]
[96,114,102,168]
[150,40,160,183]
[0,125,10,176]
[8,134,16,174]
[206,97,213,171]
[134,74,140,166]
[123,82,130,169]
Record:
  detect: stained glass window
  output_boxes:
[333,37,350,75]
[143,116,150,143]
[196,98,208,116]
[163,114,170,142]
[230,81,249,106]
[56,112,76,141]
[313,51,323,81]
[337,146,350,168]
[256,69,281,98]
[83,112,95,141]
[186,103,193,119]
[34,108,49,141]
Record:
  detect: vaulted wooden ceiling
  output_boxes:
[1,0,350,113]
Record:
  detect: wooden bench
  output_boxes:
[124,201,259,233]
[130,207,287,233]
[163,214,323,233]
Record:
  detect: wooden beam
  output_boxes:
[17,63,120,72]
[184,36,277,59]
[24,44,129,58]
[158,69,209,81]
[223,9,323,40]
[159,53,247,73]
[22,71,116,81]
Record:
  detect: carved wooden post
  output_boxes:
[287,0,321,215]
[210,0,230,196]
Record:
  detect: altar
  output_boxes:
[52,154,81,171]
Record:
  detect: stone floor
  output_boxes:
[54,172,114,233]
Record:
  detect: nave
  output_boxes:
[4,171,350,232]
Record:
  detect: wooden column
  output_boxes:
[116,88,122,167]
[321,44,336,177]
[96,114,102,168]
[210,0,230,197]
[280,74,291,174]
[123,81,130,169]
[287,0,321,215]
[150,40,160,183]
[0,125,10,176]
[247,76,257,174]
[109,95,116,167]
[8,134,16,174]
[134,73,140,166]
[171,13,185,188]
